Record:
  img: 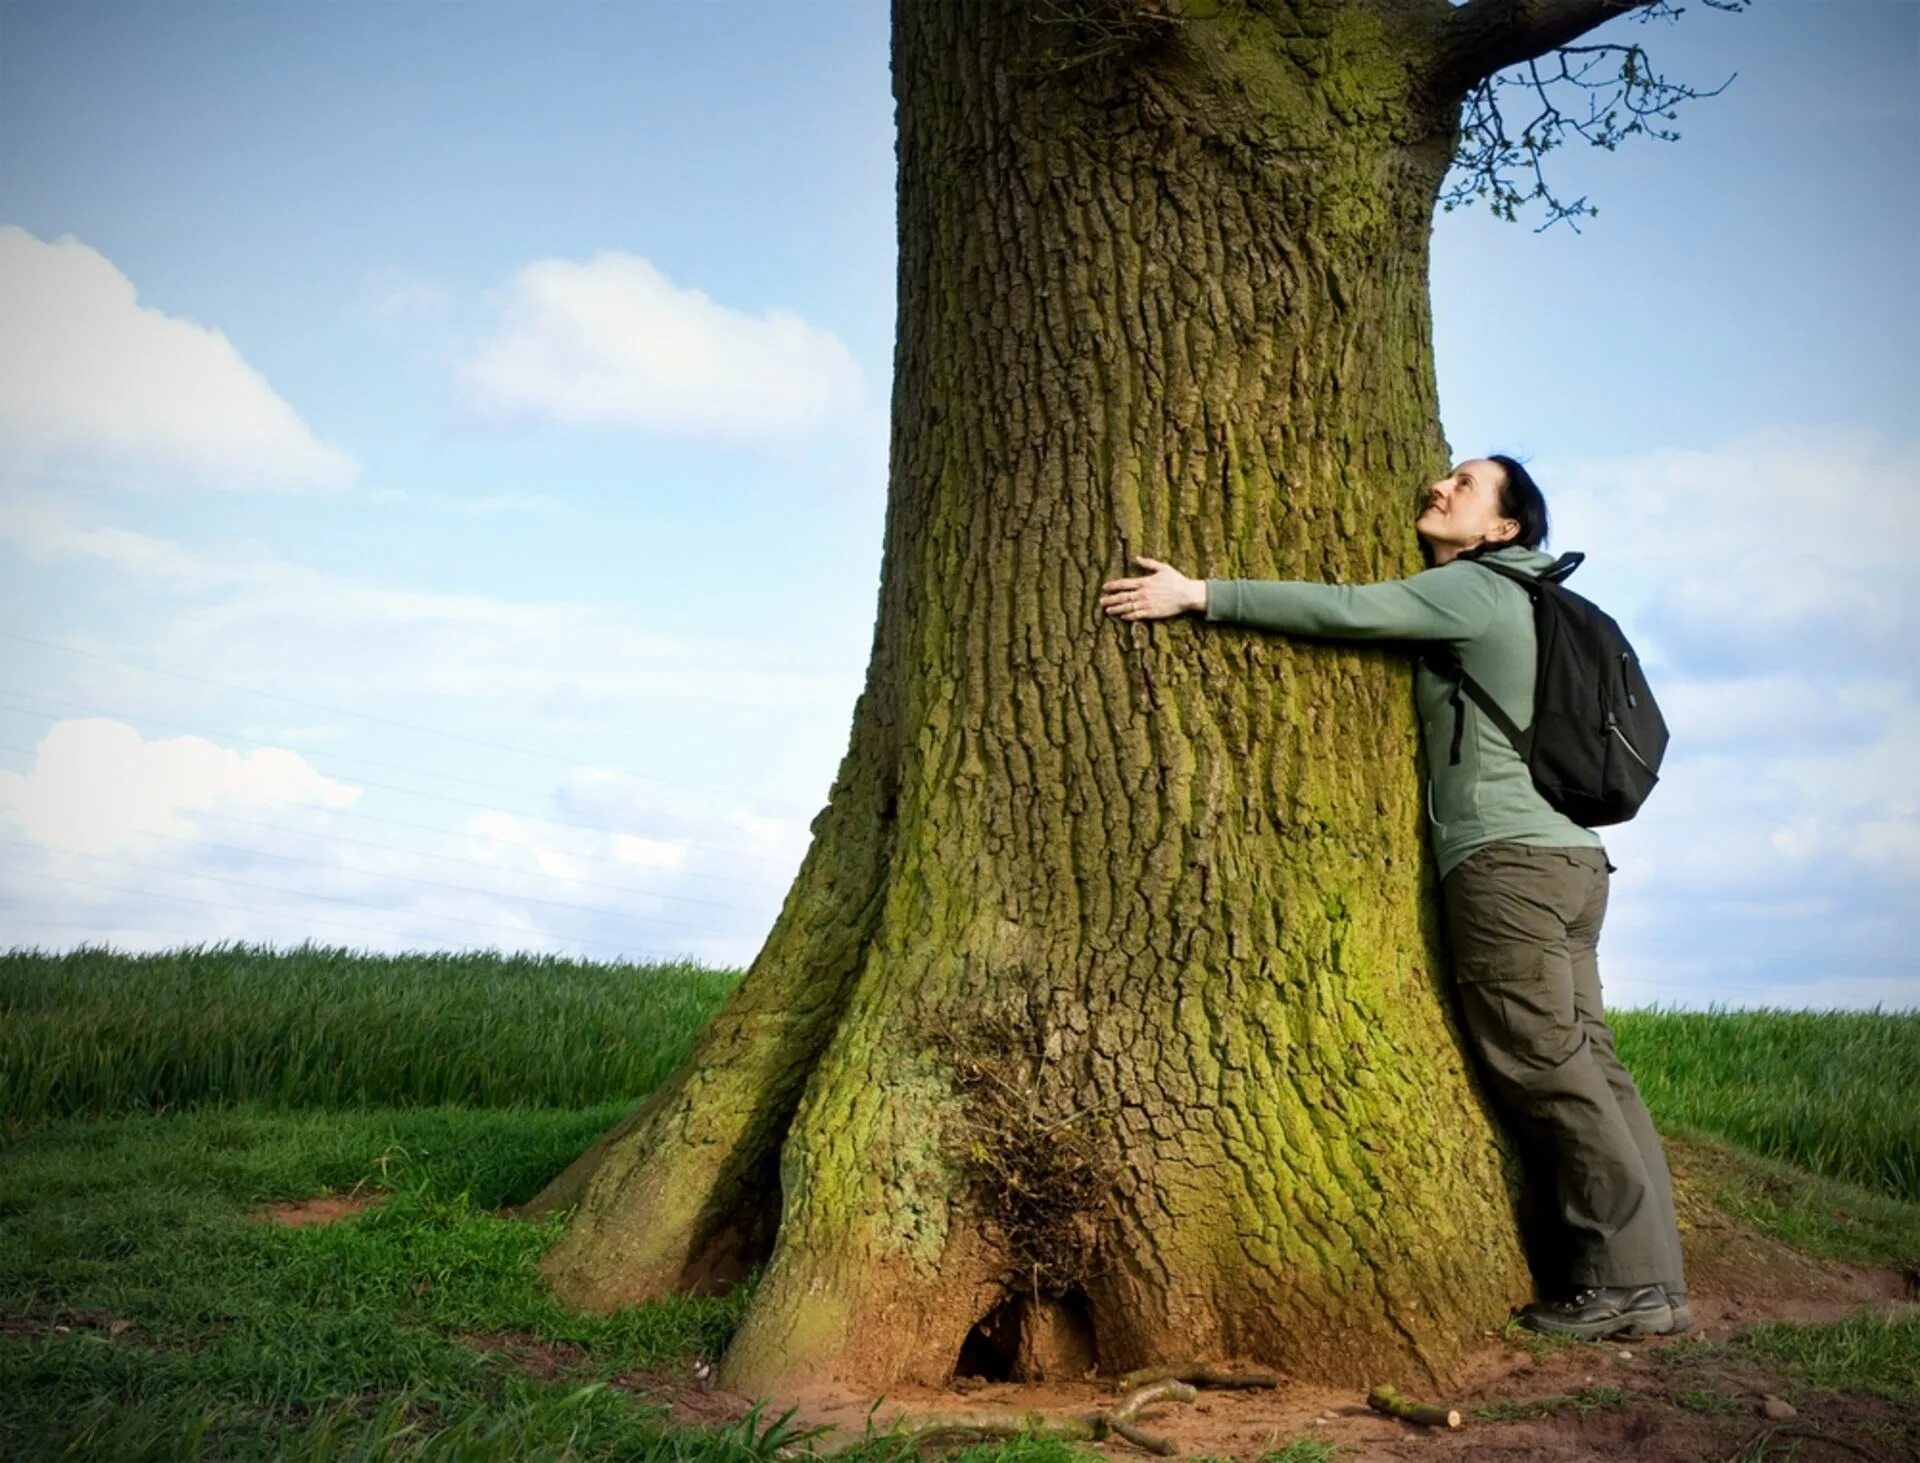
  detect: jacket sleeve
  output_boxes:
[1202,564,1500,645]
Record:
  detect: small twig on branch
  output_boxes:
[1433,0,1749,232]
[1367,1382,1463,1428]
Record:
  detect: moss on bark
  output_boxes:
[531,0,1545,1399]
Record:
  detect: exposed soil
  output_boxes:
[626,1297,1918,1461]
[248,1191,386,1227]
[239,1174,1920,1458]
[563,1181,1920,1463]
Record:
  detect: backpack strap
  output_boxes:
[1458,549,1583,588]
[1421,551,1560,765]
[1545,550,1584,582]
[1420,647,1532,765]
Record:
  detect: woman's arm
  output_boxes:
[1202,567,1499,644]
[1101,554,1501,645]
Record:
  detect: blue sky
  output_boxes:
[1,0,1914,1011]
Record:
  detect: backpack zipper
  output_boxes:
[1619,651,1639,709]
[1606,715,1654,773]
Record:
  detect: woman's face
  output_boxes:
[1417,458,1519,550]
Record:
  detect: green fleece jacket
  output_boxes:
[1203,543,1607,879]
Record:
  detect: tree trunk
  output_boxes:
[524,0,1580,1400]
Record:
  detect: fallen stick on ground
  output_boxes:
[1366,1383,1463,1428]
[815,1378,1199,1456]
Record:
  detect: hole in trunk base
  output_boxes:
[956,1293,1023,1380]
[955,1289,1099,1382]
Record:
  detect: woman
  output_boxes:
[1098,455,1688,1341]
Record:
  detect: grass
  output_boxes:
[1,1100,1088,1460]
[7,945,1917,1210]
[1611,1003,1920,1202]
[0,940,738,1123]
[1648,1307,1920,1451]
[0,1104,759,1456]
[1670,1385,1742,1415]
[3,943,1918,1457]
[1731,1309,1920,1405]
[1663,1123,1920,1273]
[1495,1315,1589,1362]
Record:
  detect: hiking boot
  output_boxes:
[1663,1285,1691,1334]
[1517,1284,1674,1340]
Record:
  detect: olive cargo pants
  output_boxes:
[1440,841,1686,1295]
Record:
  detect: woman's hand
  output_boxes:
[1100,555,1206,621]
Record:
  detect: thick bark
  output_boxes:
[531,0,1564,1399]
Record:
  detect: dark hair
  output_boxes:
[1483,453,1551,550]
[1416,453,1551,567]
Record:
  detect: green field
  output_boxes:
[3,942,1916,1459]
[7,942,1915,1203]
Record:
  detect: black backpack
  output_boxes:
[1421,551,1668,827]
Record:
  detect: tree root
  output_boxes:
[1366,1382,1462,1428]
[820,1379,1198,1457]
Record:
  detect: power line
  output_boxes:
[0,701,792,890]
[0,709,781,913]
[188,805,790,894]
[0,732,807,869]
[0,868,466,956]
[0,916,475,960]
[0,915,695,968]
[0,684,572,798]
[174,809,780,911]
[113,823,761,937]
[0,839,712,957]
[0,629,833,815]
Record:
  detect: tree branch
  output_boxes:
[1430,0,1654,98]
[1432,0,1748,233]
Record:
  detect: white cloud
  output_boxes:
[0,226,355,490]
[0,487,857,715]
[456,808,686,880]
[457,250,864,439]
[0,486,279,588]
[438,492,561,514]
[1545,424,1920,677]
[1654,673,1907,752]
[0,717,360,858]
[0,716,796,966]
[551,765,815,870]
[1538,425,1920,1008]
[360,267,454,323]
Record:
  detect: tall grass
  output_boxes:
[1,940,738,1124]
[6,943,1916,1205]
[1611,1003,1920,1203]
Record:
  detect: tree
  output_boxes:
[516,0,1739,1399]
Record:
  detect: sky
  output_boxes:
[0,0,1914,1013]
